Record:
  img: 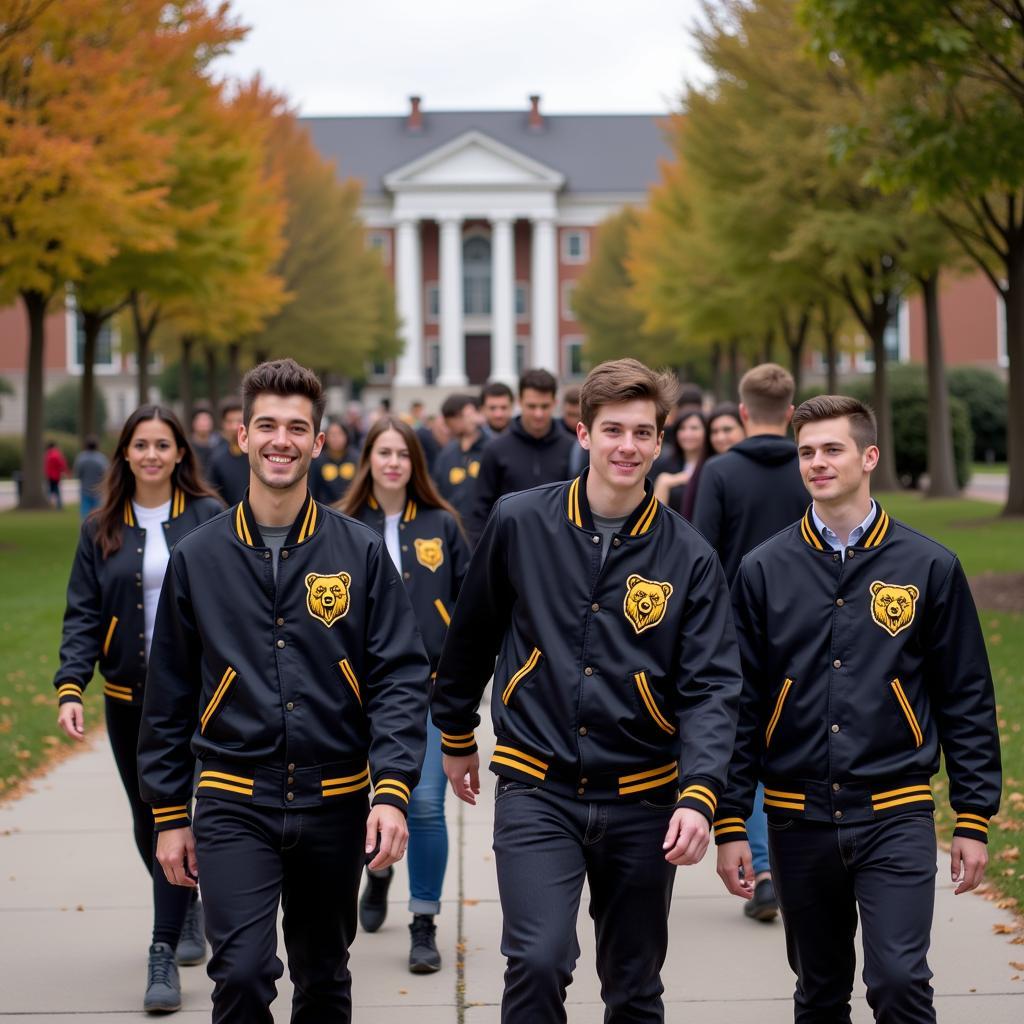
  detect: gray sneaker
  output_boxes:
[176,898,206,966]
[144,942,181,1014]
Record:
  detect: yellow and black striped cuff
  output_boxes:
[151,802,191,832]
[56,682,83,705]
[678,783,717,819]
[440,730,477,756]
[953,811,990,843]
[372,775,412,813]
[713,817,748,844]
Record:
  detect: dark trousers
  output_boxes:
[105,699,191,946]
[493,780,677,1024]
[768,812,937,1024]
[192,796,368,1024]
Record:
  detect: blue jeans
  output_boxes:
[79,491,100,520]
[746,782,771,875]
[406,718,448,914]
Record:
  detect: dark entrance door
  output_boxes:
[465,335,491,385]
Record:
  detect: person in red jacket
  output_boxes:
[44,440,69,509]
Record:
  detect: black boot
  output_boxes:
[358,866,393,933]
[743,877,779,922]
[144,942,181,1013]
[175,895,206,966]
[408,914,441,974]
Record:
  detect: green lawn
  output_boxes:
[972,462,1008,476]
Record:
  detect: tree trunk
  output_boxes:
[226,342,241,397]
[1004,244,1024,516]
[728,337,741,400]
[921,273,959,498]
[869,317,900,492]
[821,302,839,394]
[18,290,49,509]
[205,344,220,409]
[254,348,269,365]
[709,342,723,402]
[79,310,102,442]
[781,307,810,397]
[180,336,195,425]
[129,293,158,408]
[762,327,775,364]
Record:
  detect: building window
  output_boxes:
[75,317,115,369]
[562,230,588,264]
[463,234,492,316]
[564,336,586,379]
[425,283,440,323]
[369,359,390,379]
[367,231,391,264]
[65,293,119,374]
[515,282,529,321]
[562,281,578,321]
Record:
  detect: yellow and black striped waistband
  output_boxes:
[195,760,374,808]
[762,777,935,824]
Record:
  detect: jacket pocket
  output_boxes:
[889,678,923,748]
[102,616,119,657]
[501,648,543,705]
[632,670,676,735]
[434,598,451,627]
[200,665,238,734]
[335,658,363,707]
[765,678,794,748]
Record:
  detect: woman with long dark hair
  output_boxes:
[341,417,470,975]
[653,409,713,518]
[707,402,745,455]
[54,405,222,1013]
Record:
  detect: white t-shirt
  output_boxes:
[384,512,402,572]
[132,499,172,661]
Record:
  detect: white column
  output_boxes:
[393,218,424,386]
[438,216,467,386]
[490,216,518,386]
[530,216,559,375]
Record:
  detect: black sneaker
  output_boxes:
[408,914,441,974]
[358,867,393,933]
[176,896,206,966]
[744,877,779,922]
[144,942,181,1013]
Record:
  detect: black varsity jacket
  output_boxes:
[54,491,223,707]
[431,470,743,820]
[433,434,489,524]
[714,503,1002,846]
[137,491,431,830]
[352,497,470,668]
[310,447,359,505]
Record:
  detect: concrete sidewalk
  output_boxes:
[1,725,1022,1022]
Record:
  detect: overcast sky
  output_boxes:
[214,1,708,116]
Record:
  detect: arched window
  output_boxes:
[463,235,491,316]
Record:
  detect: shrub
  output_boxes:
[947,366,1007,463]
[44,380,108,436]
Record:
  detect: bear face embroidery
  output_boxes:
[305,572,352,627]
[340,462,356,480]
[623,574,674,635]
[449,466,467,486]
[869,580,919,637]
[414,538,444,573]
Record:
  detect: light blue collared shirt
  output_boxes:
[811,501,876,560]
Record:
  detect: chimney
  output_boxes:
[408,95,423,132]
[528,94,543,131]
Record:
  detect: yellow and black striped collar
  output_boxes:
[123,487,187,528]
[798,503,892,553]
[366,494,417,522]
[564,469,660,538]
[123,500,135,527]
[233,490,320,548]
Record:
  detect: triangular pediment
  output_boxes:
[384,130,565,191]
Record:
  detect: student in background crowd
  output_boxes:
[206,398,249,505]
[707,402,745,455]
[652,410,712,518]
[55,405,221,1012]
[343,418,469,974]
[479,381,514,437]
[466,369,575,543]
[650,383,703,477]
[433,394,488,523]
[45,440,69,509]
[310,419,359,504]
[344,402,367,450]
[189,405,221,475]
[562,385,589,476]
[73,436,109,520]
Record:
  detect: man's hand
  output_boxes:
[951,836,988,895]
[716,840,755,899]
[156,826,198,888]
[662,808,711,866]
[57,703,85,741]
[443,752,480,805]
[365,804,409,871]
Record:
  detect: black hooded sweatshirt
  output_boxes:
[692,435,808,583]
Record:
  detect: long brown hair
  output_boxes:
[92,405,221,558]
[340,417,460,524]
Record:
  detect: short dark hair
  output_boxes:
[519,368,558,397]
[191,403,213,422]
[84,434,99,450]
[792,395,878,451]
[241,358,326,431]
[580,358,677,433]
[676,383,703,411]
[480,381,514,403]
[740,363,795,423]
[562,385,581,406]
[441,393,478,419]
[218,397,242,421]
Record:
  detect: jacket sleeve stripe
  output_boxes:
[679,787,716,813]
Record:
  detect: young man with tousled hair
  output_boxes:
[138,358,430,1024]
[433,393,488,522]
[433,357,742,1023]
[715,394,1001,1023]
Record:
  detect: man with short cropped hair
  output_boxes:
[433,394,488,523]
[206,398,249,505]
[479,381,514,437]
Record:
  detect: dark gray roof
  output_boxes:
[301,111,671,197]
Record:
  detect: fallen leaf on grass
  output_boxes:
[997,847,1020,862]
[994,923,1016,934]
[1010,962,1024,971]
[996,898,1019,909]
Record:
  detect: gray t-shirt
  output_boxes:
[257,523,291,583]
[73,449,108,496]
[592,512,629,566]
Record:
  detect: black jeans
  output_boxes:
[493,779,677,1024]
[768,812,937,1024]
[192,795,368,1024]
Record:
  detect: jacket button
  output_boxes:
[612,538,621,547]
[280,549,289,559]
[835,598,844,607]
[831,723,840,733]
[578,726,588,736]
[591,603,600,612]
[403,572,410,580]
[276,617,284,626]
[136,573,142,581]
[277,640,286,649]
[264,551,271,560]
[139,633,144,639]
[288,763,296,771]
[833,659,842,669]
[286,792,294,802]
[832,553,840,562]
[287,776,295,785]
[591,535,600,544]
[137,547,143,554]
[139,651,145,658]
[832,783,841,792]
[137,604,143,610]
[847,550,855,559]
[577,787,585,796]
[584,667,593,676]
[834,810,843,819]
[286,701,294,711]
[402,545,408,552]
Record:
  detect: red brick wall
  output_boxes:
[0,301,68,371]
[907,271,1001,365]
[514,219,532,341]
[421,220,440,341]
[557,226,593,377]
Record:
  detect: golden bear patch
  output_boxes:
[321,463,339,482]
[340,462,356,480]
[305,571,352,627]
[869,580,919,637]
[468,460,480,478]
[449,466,467,486]
[623,574,674,635]
[415,538,444,573]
